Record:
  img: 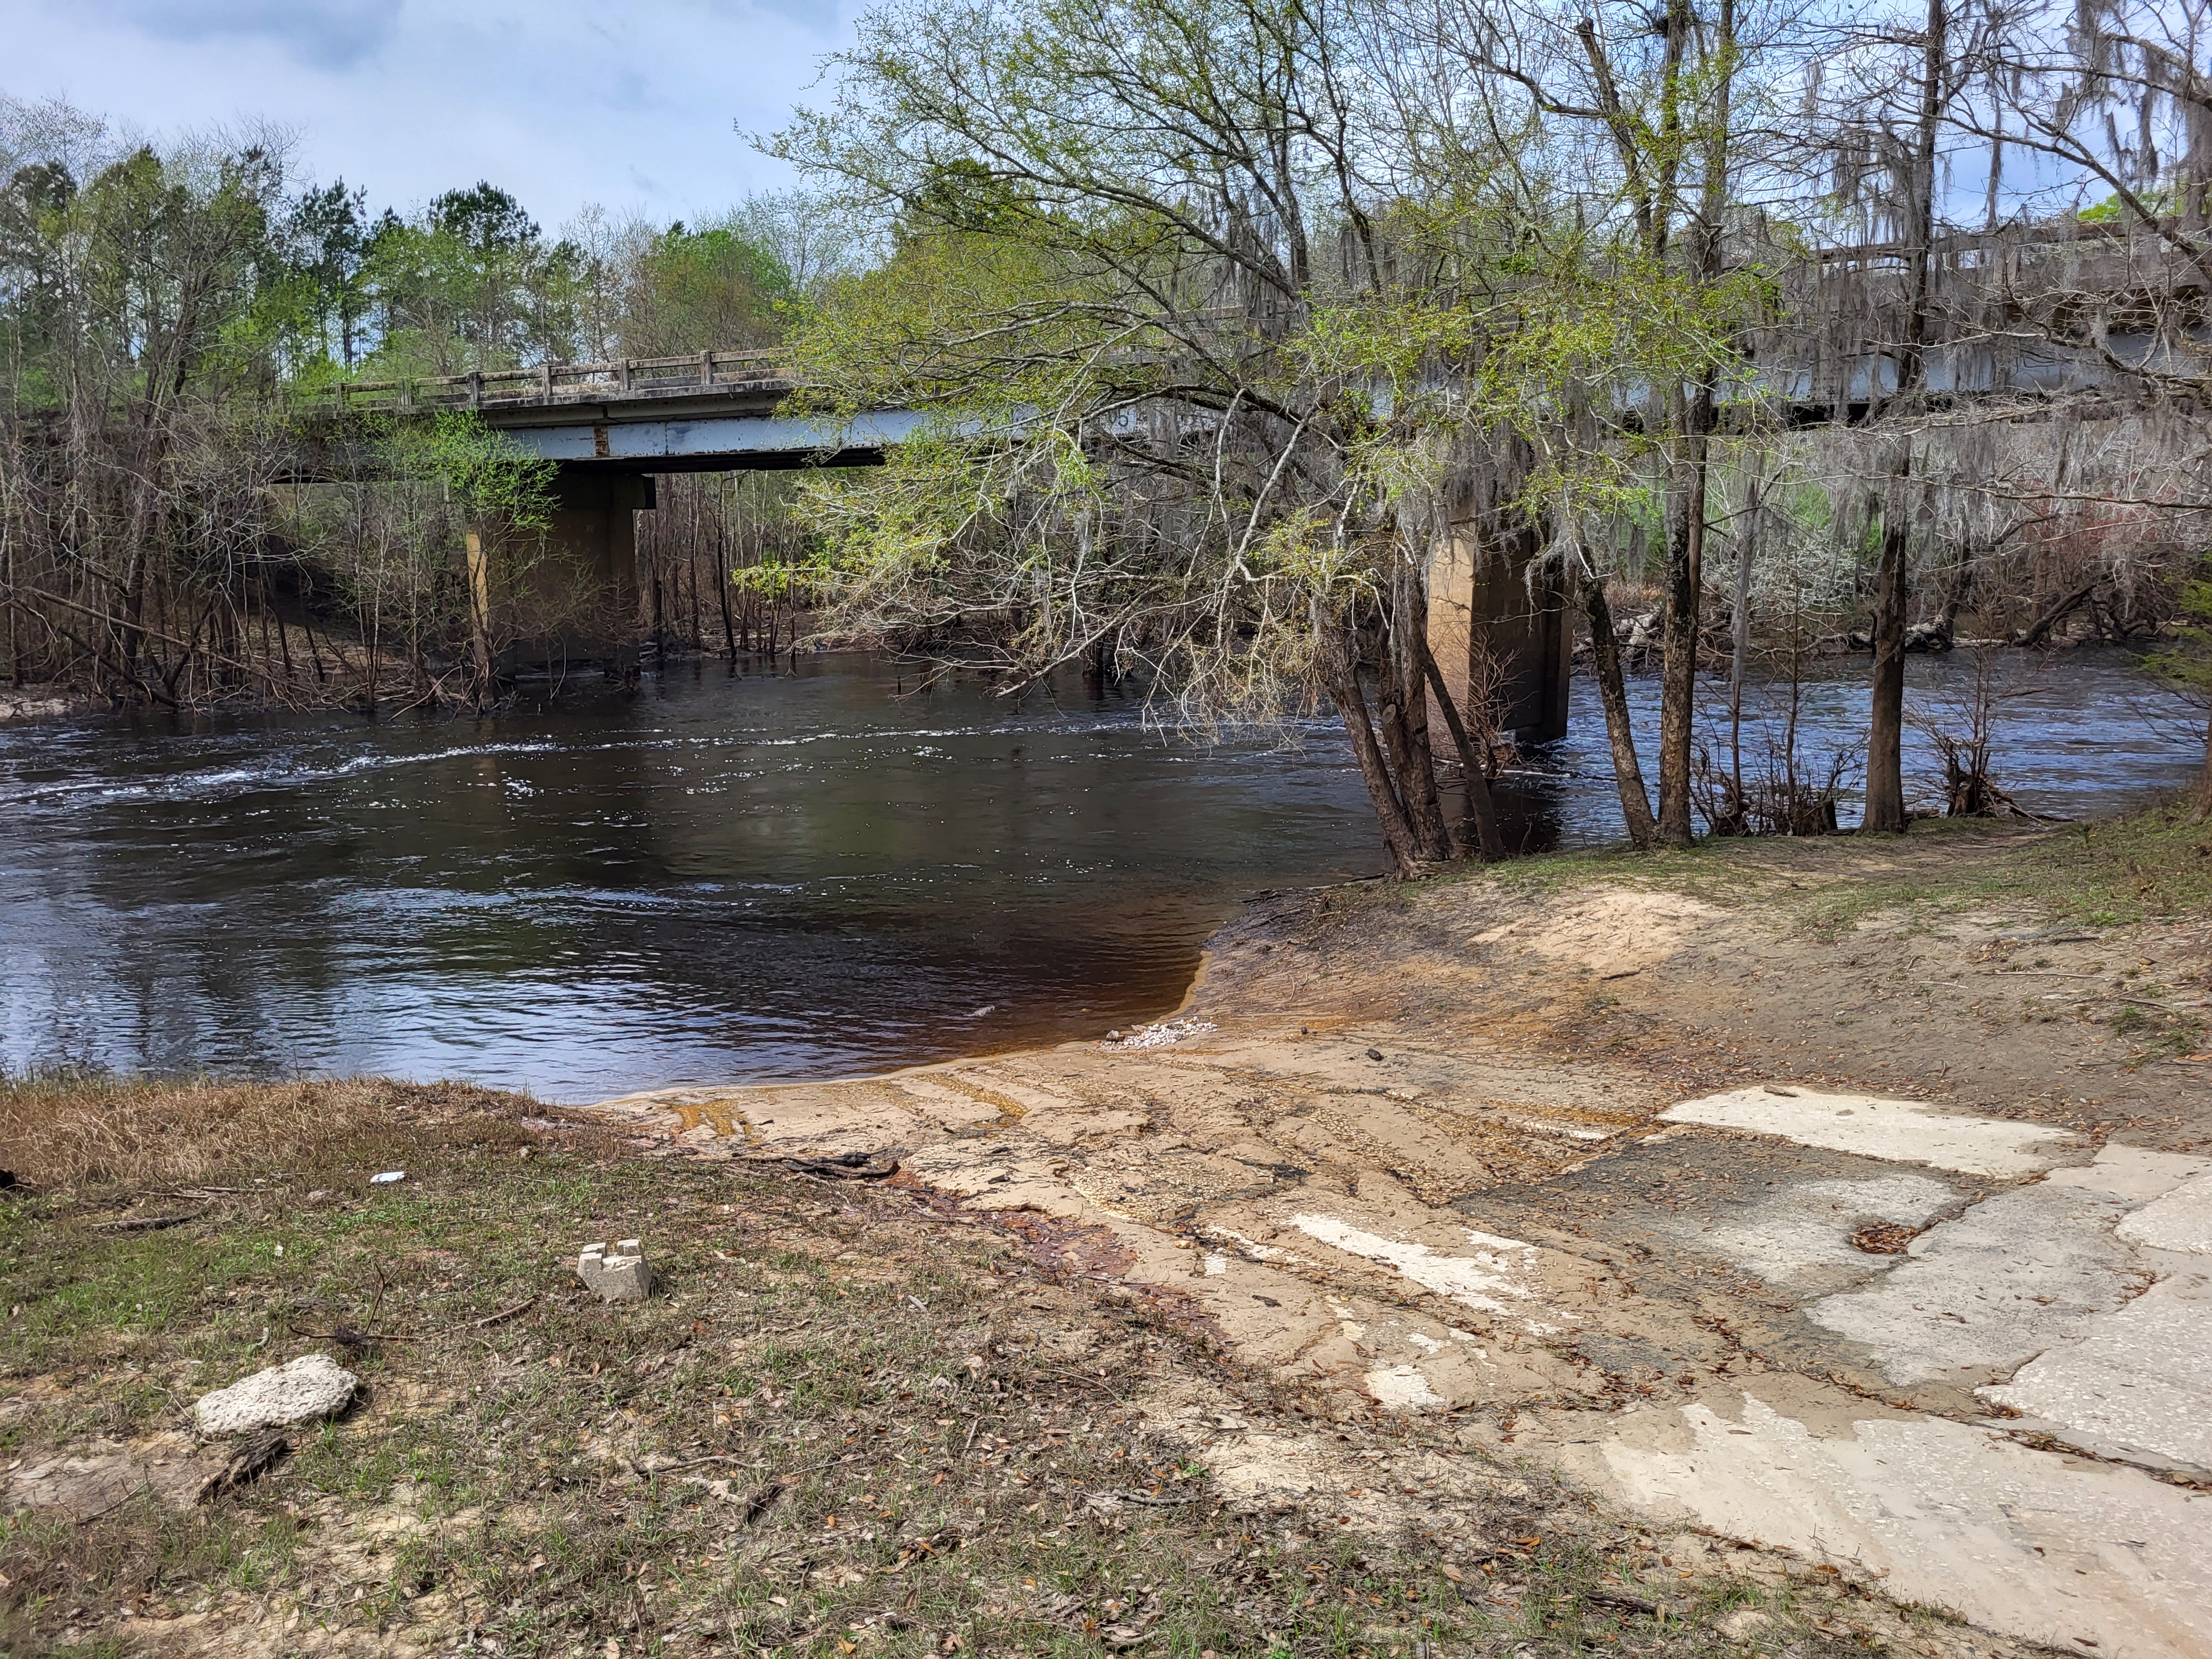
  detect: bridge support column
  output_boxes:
[1427,519,1571,745]
[486,471,651,676]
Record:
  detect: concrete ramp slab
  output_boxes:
[1597,1394,2212,1659]
[1980,1271,2212,1470]
[1659,1086,2081,1176]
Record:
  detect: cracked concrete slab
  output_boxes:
[1658,1087,2083,1176]
[2116,1172,2212,1255]
[588,1033,2212,1659]
[1675,1173,1959,1286]
[1589,1394,2212,1659]
[1980,1271,2212,1470]
[1809,1182,2152,1385]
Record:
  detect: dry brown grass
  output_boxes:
[0,1073,542,1192]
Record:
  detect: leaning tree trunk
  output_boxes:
[1415,630,1506,860]
[1319,610,1423,879]
[1382,564,1455,862]
[1863,505,1911,833]
[1584,577,1660,850]
[1655,391,1712,847]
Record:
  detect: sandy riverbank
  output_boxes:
[587,809,2212,1658]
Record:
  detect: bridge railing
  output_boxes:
[301,349,793,415]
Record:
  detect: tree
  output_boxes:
[1464,0,1762,846]
[1936,0,2212,804]
[290,179,371,369]
[770,0,1524,874]
[613,218,792,356]
[363,181,579,375]
[730,189,877,301]
[0,104,293,701]
[1810,0,1975,833]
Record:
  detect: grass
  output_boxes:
[1781,800,2212,940]
[0,1077,1937,1658]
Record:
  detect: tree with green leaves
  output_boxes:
[362,181,584,377]
[289,179,372,371]
[1464,0,1768,847]
[0,102,295,700]
[772,0,1742,870]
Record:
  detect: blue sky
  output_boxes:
[8,0,864,227]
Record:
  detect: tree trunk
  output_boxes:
[1321,613,1422,879]
[1584,578,1660,850]
[1415,631,1506,860]
[1655,397,1709,846]
[465,526,497,709]
[717,517,738,660]
[1865,0,1947,832]
[1863,504,1911,833]
[1384,566,1454,861]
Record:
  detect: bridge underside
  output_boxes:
[479,402,1572,733]
[497,406,926,474]
[481,405,916,674]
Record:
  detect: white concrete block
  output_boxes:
[579,1239,651,1302]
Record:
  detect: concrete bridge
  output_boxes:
[305,350,1572,736]
[305,352,937,679]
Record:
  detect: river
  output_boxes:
[0,649,2197,1100]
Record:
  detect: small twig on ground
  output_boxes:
[289,1324,416,1347]
[467,1296,538,1329]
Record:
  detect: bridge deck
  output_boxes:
[298,351,922,471]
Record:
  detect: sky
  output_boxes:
[6,0,868,229]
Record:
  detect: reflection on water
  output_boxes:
[0,648,2196,1099]
[0,660,1383,1099]
[1496,648,2200,854]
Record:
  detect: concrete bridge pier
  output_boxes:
[1426,519,1572,748]
[470,470,654,678]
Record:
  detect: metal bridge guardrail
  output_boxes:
[301,349,796,415]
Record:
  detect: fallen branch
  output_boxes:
[88,1210,204,1234]
[745,1151,902,1181]
[467,1296,538,1329]
[2010,579,2101,648]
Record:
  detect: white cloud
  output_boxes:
[12,0,861,226]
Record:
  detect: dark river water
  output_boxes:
[0,649,2198,1100]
